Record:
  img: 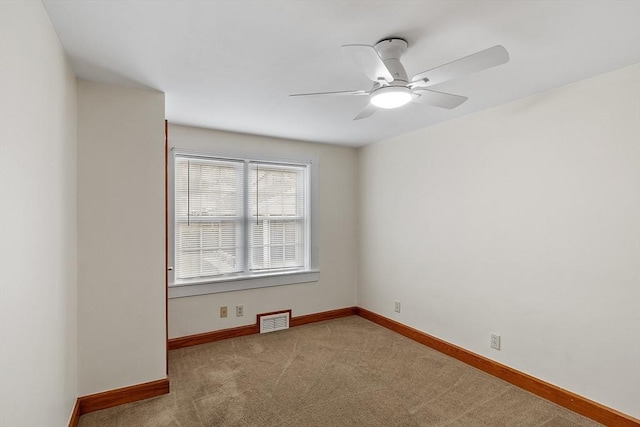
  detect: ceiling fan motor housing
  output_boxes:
[375,38,409,82]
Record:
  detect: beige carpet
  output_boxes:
[79,316,601,426]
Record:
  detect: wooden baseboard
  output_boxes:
[168,323,259,350]
[356,307,640,427]
[78,378,169,415]
[168,306,358,350]
[68,398,80,427]
[290,306,357,327]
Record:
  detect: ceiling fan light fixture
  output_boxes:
[370,86,412,109]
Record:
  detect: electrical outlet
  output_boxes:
[491,333,501,350]
[220,306,228,318]
[236,305,244,317]
[394,300,401,313]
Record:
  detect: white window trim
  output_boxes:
[168,147,319,298]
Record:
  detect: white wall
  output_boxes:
[77,81,166,395]
[0,1,78,425]
[168,125,358,338]
[358,64,640,417]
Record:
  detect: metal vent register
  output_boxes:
[259,312,290,334]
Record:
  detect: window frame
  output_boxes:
[168,148,319,298]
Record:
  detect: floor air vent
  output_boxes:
[259,311,290,334]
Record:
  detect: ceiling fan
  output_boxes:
[290,38,509,120]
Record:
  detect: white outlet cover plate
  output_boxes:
[491,333,501,350]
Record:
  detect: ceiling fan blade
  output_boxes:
[412,45,509,87]
[412,89,468,109]
[353,103,377,121]
[342,44,393,83]
[290,89,368,97]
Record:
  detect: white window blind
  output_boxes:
[249,163,306,271]
[173,154,310,285]
[174,156,244,280]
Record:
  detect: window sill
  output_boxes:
[168,270,320,298]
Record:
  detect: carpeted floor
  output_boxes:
[79,316,601,426]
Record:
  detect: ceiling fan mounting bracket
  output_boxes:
[374,38,408,60]
[373,38,409,82]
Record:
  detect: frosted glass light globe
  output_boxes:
[370,86,412,109]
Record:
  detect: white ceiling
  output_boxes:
[42,0,640,147]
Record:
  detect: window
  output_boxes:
[169,151,318,298]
